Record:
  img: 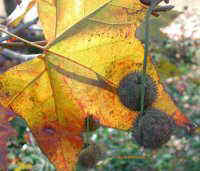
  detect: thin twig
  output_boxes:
[0,17,38,42]
[0,27,45,49]
[140,0,163,115]
[0,41,47,48]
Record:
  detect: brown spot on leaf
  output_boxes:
[42,126,56,136]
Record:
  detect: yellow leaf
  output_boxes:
[0,56,85,170]
[89,0,147,24]
[0,0,193,170]
[37,0,111,42]
[49,5,145,79]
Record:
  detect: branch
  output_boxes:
[140,0,164,115]
[0,17,39,42]
[0,41,47,48]
[0,48,40,61]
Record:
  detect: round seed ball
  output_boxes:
[78,143,106,168]
[117,72,157,111]
[132,108,175,149]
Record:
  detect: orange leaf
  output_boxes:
[0,57,85,170]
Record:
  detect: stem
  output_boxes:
[85,116,90,146]
[0,41,47,48]
[0,27,45,49]
[140,0,163,115]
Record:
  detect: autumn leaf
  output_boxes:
[48,0,190,128]
[0,105,17,170]
[38,0,112,42]
[0,0,193,170]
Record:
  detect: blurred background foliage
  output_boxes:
[0,1,200,170]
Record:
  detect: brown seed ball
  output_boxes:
[132,108,175,149]
[78,143,106,168]
[117,72,157,111]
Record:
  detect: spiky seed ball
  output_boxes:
[78,143,106,168]
[117,72,157,111]
[132,108,175,149]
